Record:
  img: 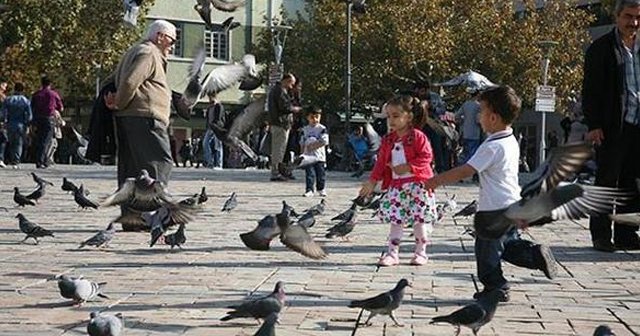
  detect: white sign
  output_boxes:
[535,85,556,112]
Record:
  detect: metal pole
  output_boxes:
[539,57,549,165]
[345,1,352,132]
[95,64,101,98]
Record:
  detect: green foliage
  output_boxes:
[254,0,595,114]
[0,0,153,100]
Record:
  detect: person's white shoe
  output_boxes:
[318,190,327,197]
[304,191,314,197]
[0,161,5,168]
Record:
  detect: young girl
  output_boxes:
[359,94,436,266]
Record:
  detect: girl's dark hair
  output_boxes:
[386,94,426,127]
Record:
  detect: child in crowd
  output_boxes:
[423,86,558,302]
[300,107,329,197]
[359,94,436,266]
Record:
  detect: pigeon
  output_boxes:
[240,215,281,251]
[179,186,208,208]
[75,185,99,209]
[123,0,141,27]
[61,177,79,193]
[253,312,278,336]
[326,207,358,239]
[25,182,46,202]
[221,16,241,34]
[79,223,117,249]
[361,193,384,211]
[198,186,208,204]
[164,223,186,249]
[148,214,166,247]
[211,0,245,12]
[221,281,285,321]
[348,278,411,327]
[223,98,268,162]
[453,200,478,219]
[443,193,458,213]
[277,210,328,260]
[87,311,124,336]
[194,0,213,28]
[100,170,186,214]
[303,199,326,216]
[56,275,109,305]
[436,204,445,223]
[13,187,36,207]
[332,203,358,221]
[16,213,54,244]
[351,0,367,15]
[281,200,299,218]
[296,211,316,229]
[31,172,53,186]
[429,289,503,336]
[363,122,381,151]
[479,142,631,239]
[222,192,237,212]
[593,325,616,336]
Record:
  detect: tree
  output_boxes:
[0,0,152,101]
[253,0,595,114]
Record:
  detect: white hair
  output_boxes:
[145,20,176,41]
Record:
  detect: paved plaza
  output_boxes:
[0,165,639,335]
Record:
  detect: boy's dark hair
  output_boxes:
[478,85,521,124]
[306,106,322,115]
[14,82,25,92]
[41,76,51,87]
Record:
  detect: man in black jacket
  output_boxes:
[582,0,640,252]
[267,73,302,181]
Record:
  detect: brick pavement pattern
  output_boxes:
[0,165,638,335]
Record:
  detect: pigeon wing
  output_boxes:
[211,0,245,12]
[349,292,392,310]
[228,97,267,140]
[433,304,486,326]
[240,215,280,250]
[200,63,248,97]
[363,122,381,152]
[550,185,631,222]
[101,179,136,207]
[279,225,327,259]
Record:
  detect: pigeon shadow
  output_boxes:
[3,272,56,279]
[78,259,363,269]
[11,301,75,309]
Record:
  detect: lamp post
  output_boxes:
[537,40,558,165]
[345,0,352,132]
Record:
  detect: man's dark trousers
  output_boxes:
[34,117,54,167]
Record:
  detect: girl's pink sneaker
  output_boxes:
[377,254,400,266]
[410,254,428,266]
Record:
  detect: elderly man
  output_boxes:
[106,20,176,189]
[583,0,640,251]
[267,73,302,181]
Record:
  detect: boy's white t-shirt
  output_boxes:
[467,129,521,211]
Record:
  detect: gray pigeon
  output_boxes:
[304,199,326,216]
[79,223,116,249]
[453,200,478,219]
[443,193,458,213]
[179,186,208,208]
[61,177,79,193]
[25,183,46,202]
[74,185,99,209]
[148,211,166,247]
[212,0,245,12]
[429,289,503,336]
[13,187,36,207]
[277,210,327,260]
[16,213,53,244]
[282,200,299,218]
[221,16,241,34]
[222,192,237,212]
[194,0,213,28]
[31,172,53,186]
[296,211,316,229]
[331,203,357,221]
[221,281,285,321]
[348,278,411,327]
[240,214,280,251]
[326,207,358,240]
[164,223,186,249]
[254,312,278,336]
[56,275,109,305]
[87,311,124,336]
[123,0,141,28]
[593,325,616,336]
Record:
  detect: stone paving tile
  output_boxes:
[0,165,639,335]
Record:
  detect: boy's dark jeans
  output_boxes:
[474,209,543,291]
[304,161,326,192]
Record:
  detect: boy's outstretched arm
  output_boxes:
[423,164,476,190]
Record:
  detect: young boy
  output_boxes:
[423,86,558,302]
[300,107,329,197]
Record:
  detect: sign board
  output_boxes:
[535,85,556,112]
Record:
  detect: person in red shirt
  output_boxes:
[359,94,436,267]
[31,76,63,169]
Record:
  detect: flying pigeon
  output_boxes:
[87,311,124,336]
[332,203,358,221]
[222,192,238,212]
[479,142,631,239]
[25,183,46,202]
[79,223,117,249]
[277,210,328,260]
[212,0,245,12]
[253,312,278,336]
[194,0,214,29]
[223,98,268,162]
[13,187,36,207]
[221,281,285,321]
[61,177,79,193]
[296,211,316,229]
[593,325,616,336]
[240,214,280,251]
[221,16,241,34]
[303,199,326,216]
[453,200,478,219]
[348,279,411,327]
[31,172,53,186]
[326,207,358,240]
[443,193,458,213]
[123,0,141,28]
[164,223,186,249]
[74,185,99,209]
[429,289,503,336]
[56,275,109,305]
[16,213,54,244]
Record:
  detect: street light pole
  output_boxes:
[345,0,352,132]
[538,40,558,165]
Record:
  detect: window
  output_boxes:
[170,22,183,58]
[205,25,230,62]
